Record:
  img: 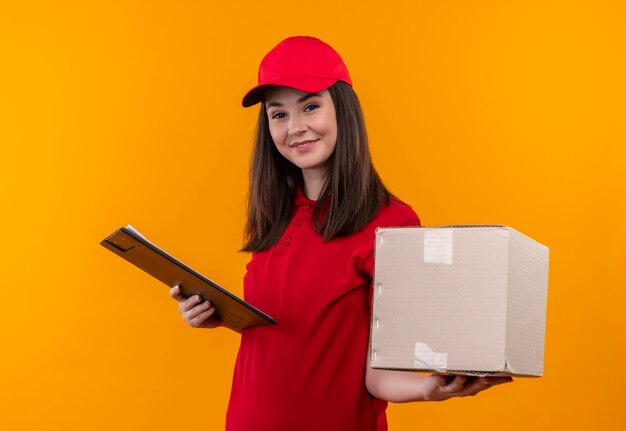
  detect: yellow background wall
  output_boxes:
[1,1,624,429]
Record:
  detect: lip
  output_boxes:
[289,139,318,149]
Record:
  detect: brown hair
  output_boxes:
[241,82,390,252]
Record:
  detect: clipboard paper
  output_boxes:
[100,225,275,333]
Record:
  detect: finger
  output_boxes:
[179,294,203,313]
[472,376,512,389]
[184,300,213,321]
[442,375,467,394]
[169,285,186,302]
[188,305,217,327]
[455,377,495,397]
[486,376,514,386]
[433,374,448,386]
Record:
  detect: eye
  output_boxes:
[304,103,320,112]
[270,111,286,120]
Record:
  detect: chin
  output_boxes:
[292,160,330,171]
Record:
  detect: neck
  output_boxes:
[301,168,328,201]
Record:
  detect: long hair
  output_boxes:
[241,81,390,252]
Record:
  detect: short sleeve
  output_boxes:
[363,207,421,278]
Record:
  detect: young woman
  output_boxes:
[169,36,511,431]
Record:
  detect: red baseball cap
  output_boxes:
[242,36,353,107]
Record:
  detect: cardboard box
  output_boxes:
[370,225,549,377]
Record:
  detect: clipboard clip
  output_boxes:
[103,231,136,253]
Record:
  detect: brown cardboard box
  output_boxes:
[370,226,549,377]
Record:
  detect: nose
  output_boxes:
[287,114,307,136]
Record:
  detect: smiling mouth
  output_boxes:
[289,139,318,149]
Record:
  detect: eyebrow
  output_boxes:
[265,92,323,109]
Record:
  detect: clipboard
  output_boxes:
[100,225,276,333]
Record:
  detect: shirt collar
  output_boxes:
[295,186,318,207]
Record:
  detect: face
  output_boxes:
[265,86,337,175]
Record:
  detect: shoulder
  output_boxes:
[368,196,421,228]
[356,196,420,278]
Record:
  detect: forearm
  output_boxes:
[365,365,513,403]
[365,367,431,403]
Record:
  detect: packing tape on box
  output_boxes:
[424,229,453,265]
[414,342,448,371]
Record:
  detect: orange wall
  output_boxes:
[1,1,624,429]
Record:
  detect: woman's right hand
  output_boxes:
[169,285,221,329]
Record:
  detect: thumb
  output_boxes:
[433,374,448,386]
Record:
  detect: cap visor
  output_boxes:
[241,76,338,107]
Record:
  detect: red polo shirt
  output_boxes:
[226,189,420,431]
